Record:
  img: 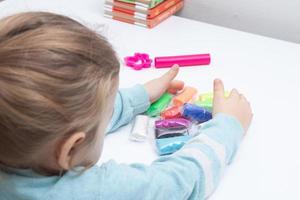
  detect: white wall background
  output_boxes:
[177,0,300,43]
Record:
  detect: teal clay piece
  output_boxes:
[156,135,192,155]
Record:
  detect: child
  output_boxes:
[0,12,252,200]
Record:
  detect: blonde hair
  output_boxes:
[0,12,120,169]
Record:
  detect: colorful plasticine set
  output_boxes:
[130,87,229,156]
[125,52,214,155]
[104,0,184,28]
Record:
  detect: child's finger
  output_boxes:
[213,79,225,102]
[167,80,184,94]
[159,65,179,85]
[229,89,240,99]
[171,80,184,90]
[240,94,247,101]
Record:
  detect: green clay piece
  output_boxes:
[146,93,172,117]
[194,91,230,111]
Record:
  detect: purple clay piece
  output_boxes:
[155,118,191,129]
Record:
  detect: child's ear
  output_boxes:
[57,132,86,170]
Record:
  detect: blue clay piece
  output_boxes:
[182,103,212,123]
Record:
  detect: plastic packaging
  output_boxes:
[155,118,191,129]
[129,115,149,142]
[154,118,202,155]
[155,126,188,139]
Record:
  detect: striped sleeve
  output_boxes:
[175,113,244,198]
[96,113,244,200]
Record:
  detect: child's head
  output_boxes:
[0,12,120,174]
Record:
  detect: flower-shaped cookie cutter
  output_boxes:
[124,53,153,70]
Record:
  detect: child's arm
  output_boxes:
[106,84,150,133]
[106,66,182,133]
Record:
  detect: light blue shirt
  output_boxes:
[0,85,244,200]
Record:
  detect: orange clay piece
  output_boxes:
[173,86,197,106]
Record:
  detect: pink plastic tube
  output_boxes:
[154,54,211,68]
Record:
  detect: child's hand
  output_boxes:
[144,65,184,103]
[213,79,253,132]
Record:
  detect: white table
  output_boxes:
[1,1,300,199]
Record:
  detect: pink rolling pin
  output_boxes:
[154,54,211,68]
